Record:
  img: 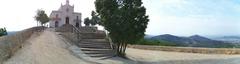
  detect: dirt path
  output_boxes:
[3,30,90,64]
[126,48,240,64]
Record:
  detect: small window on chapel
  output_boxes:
[66,8,69,12]
[56,14,59,17]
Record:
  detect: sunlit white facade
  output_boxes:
[49,0,82,28]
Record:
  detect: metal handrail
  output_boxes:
[72,26,115,50]
[105,30,114,50]
[72,26,81,42]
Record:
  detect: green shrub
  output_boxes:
[0,27,7,36]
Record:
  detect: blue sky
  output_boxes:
[0,0,239,36]
[143,0,240,36]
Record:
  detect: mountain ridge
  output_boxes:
[149,34,234,48]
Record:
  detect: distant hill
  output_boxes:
[144,34,155,39]
[150,34,234,48]
[7,31,18,36]
[150,34,192,46]
[211,36,240,44]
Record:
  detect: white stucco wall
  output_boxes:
[49,1,82,28]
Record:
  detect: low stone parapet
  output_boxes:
[128,45,240,55]
[0,26,45,63]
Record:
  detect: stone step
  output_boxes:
[80,48,112,51]
[83,50,114,55]
[56,24,74,32]
[81,39,107,42]
[80,33,106,39]
[78,42,109,45]
[81,49,113,55]
[78,41,109,43]
[87,53,115,58]
[78,42,110,45]
[81,37,105,39]
[79,45,111,49]
[78,43,110,46]
[80,32,105,35]
[78,27,98,33]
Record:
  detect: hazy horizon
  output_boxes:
[145,33,240,38]
[0,0,240,36]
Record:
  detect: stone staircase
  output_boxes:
[55,24,74,32]
[57,25,115,59]
[77,32,115,59]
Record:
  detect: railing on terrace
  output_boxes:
[72,26,81,42]
[72,26,115,50]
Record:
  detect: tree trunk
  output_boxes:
[120,42,123,55]
[116,43,120,56]
[122,43,127,55]
[114,41,128,57]
[37,21,38,26]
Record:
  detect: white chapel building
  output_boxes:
[49,0,82,28]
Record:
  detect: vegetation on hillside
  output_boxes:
[0,27,7,36]
[149,34,238,48]
[134,39,178,46]
[95,0,149,57]
[134,38,237,48]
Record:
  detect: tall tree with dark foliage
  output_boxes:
[95,0,149,57]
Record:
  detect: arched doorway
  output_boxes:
[65,17,69,24]
[55,21,59,27]
[75,22,79,27]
